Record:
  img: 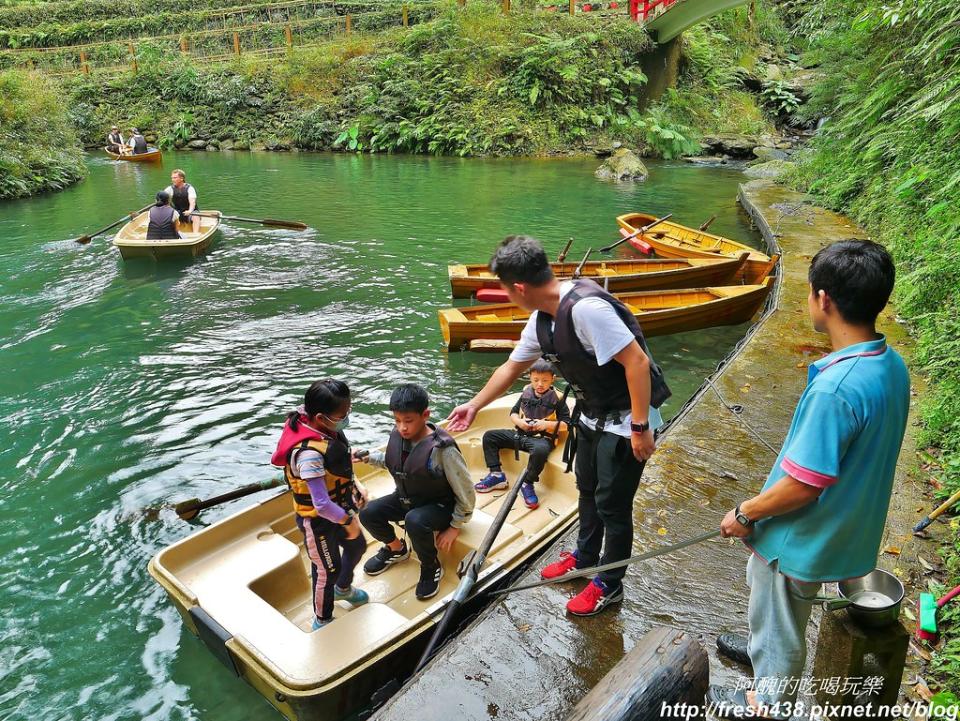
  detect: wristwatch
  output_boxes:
[734,503,754,527]
[340,509,357,526]
[630,420,650,434]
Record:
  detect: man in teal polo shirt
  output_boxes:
[708,239,910,719]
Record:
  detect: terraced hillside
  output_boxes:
[0,0,440,73]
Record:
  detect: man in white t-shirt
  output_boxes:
[163,169,200,233]
[448,235,669,616]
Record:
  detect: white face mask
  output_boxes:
[322,412,350,431]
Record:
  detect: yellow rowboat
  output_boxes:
[438,279,773,351]
[104,146,163,162]
[448,255,753,299]
[616,212,772,265]
[113,210,221,260]
[148,395,578,721]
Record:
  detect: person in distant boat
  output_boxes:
[271,379,370,631]
[106,125,126,154]
[163,169,200,234]
[145,191,180,241]
[128,128,148,155]
[474,359,570,510]
[356,384,475,601]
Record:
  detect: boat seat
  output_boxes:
[313,602,409,641]
[623,303,642,313]
[475,313,500,322]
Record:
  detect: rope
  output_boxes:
[703,377,779,457]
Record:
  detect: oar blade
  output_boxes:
[174,498,202,520]
[261,219,309,230]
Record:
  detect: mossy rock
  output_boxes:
[595,148,648,182]
[743,160,793,180]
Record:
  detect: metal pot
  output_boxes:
[815,568,904,628]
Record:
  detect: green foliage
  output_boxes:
[0,69,86,199]
[785,0,960,694]
[760,78,800,118]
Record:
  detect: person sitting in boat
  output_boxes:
[128,128,149,155]
[145,191,181,241]
[271,379,370,631]
[474,359,570,510]
[106,126,126,154]
[356,384,475,601]
[163,169,201,234]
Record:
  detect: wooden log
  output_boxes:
[233,31,240,56]
[285,25,293,48]
[565,627,709,721]
[345,13,352,33]
[402,4,408,26]
[80,50,89,75]
[502,0,510,12]
[180,36,189,53]
[129,43,137,73]
[569,0,575,13]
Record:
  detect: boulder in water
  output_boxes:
[595,148,649,182]
[187,139,208,150]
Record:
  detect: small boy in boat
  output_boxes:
[271,380,369,630]
[474,359,570,509]
[356,384,475,601]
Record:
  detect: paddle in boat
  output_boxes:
[616,212,773,268]
[438,278,774,352]
[113,210,221,260]
[148,395,578,721]
[448,255,751,300]
[104,146,163,163]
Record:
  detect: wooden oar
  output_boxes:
[699,215,717,231]
[599,213,673,253]
[413,386,571,674]
[490,529,722,597]
[192,212,309,231]
[175,477,283,521]
[75,203,152,244]
[557,237,574,263]
[571,248,593,279]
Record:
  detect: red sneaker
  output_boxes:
[566,578,623,616]
[540,550,578,580]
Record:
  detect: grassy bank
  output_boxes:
[0,69,86,200]
[787,0,960,700]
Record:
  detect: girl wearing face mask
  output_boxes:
[271,379,369,630]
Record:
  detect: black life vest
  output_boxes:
[146,205,180,240]
[108,132,122,146]
[130,134,148,154]
[384,424,458,506]
[517,385,563,440]
[171,183,197,214]
[535,279,671,419]
[283,431,356,519]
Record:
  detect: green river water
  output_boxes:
[0,152,762,721]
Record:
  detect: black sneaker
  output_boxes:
[716,633,752,666]
[415,561,444,600]
[363,541,410,576]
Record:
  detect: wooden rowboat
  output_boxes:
[617,212,772,265]
[448,255,750,299]
[439,279,773,351]
[113,210,221,260]
[148,395,578,721]
[104,146,163,163]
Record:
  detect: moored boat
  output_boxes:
[113,210,221,260]
[439,279,774,351]
[448,255,750,299]
[148,395,578,721]
[104,146,163,163]
[616,212,772,265]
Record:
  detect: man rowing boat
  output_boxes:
[163,169,200,234]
